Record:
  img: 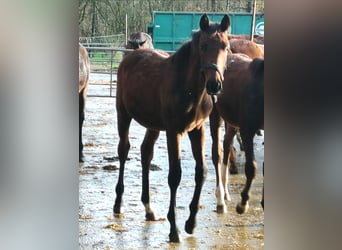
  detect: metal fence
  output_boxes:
[80,44,131,97]
[80,34,126,97]
[80,40,175,98]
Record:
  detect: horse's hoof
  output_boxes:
[261,200,264,210]
[229,166,238,175]
[113,204,121,214]
[169,232,181,243]
[145,212,157,221]
[79,155,85,162]
[185,219,196,234]
[216,204,227,213]
[236,202,249,214]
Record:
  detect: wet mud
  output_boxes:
[79,75,264,249]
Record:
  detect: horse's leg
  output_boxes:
[261,162,264,209]
[185,126,208,233]
[222,124,236,200]
[79,90,85,162]
[141,128,160,221]
[113,109,132,214]
[236,129,257,214]
[166,131,182,242]
[209,107,226,213]
[225,124,238,175]
[228,146,238,174]
[236,130,244,151]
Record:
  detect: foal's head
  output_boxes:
[196,14,230,95]
[127,32,153,50]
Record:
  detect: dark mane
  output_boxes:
[170,30,201,73]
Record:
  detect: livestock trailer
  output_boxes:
[147,11,264,51]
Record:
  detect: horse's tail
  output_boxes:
[249,58,264,79]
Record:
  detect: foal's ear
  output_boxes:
[200,14,210,31]
[220,15,230,32]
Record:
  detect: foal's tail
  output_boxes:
[249,58,264,79]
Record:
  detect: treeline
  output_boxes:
[79,0,264,38]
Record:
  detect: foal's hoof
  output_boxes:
[216,204,227,214]
[79,154,85,162]
[145,212,157,221]
[113,204,121,214]
[185,219,196,234]
[236,202,249,214]
[229,165,238,175]
[169,232,181,243]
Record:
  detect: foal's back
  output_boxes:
[229,38,264,59]
[117,49,170,130]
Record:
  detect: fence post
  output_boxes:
[110,50,114,97]
[250,0,257,41]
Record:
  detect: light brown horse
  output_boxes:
[229,38,264,59]
[210,54,264,214]
[79,43,90,162]
[228,34,264,44]
[114,14,230,242]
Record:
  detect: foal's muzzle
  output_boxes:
[201,63,225,95]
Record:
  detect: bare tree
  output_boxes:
[79,0,264,38]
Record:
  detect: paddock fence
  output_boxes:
[80,35,175,97]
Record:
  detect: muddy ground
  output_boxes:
[79,75,264,250]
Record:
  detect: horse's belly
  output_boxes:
[125,100,165,130]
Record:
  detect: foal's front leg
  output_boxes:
[185,126,207,234]
[141,129,160,221]
[209,107,227,213]
[166,131,182,243]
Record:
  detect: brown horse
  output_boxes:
[209,54,264,214]
[114,14,230,242]
[228,34,264,44]
[229,38,264,59]
[79,43,90,162]
[226,39,264,174]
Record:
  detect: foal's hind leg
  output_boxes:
[141,129,160,221]
[79,91,85,162]
[113,110,132,214]
[236,130,244,151]
[221,124,237,200]
[236,130,257,214]
[225,124,238,175]
[209,107,227,213]
[185,126,207,234]
[261,162,264,209]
